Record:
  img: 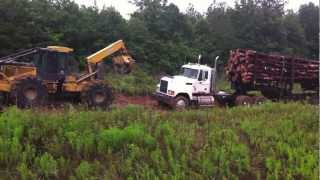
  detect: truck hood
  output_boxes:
[161,75,195,85]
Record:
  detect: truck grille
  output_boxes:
[160,80,168,93]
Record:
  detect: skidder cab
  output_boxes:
[154,56,221,109]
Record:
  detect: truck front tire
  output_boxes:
[174,96,189,110]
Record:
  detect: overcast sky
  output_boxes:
[74,0,319,19]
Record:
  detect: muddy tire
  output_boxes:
[234,95,253,106]
[81,84,113,109]
[174,96,189,110]
[254,96,268,105]
[307,95,319,105]
[11,78,48,108]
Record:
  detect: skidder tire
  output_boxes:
[81,84,113,109]
[174,96,189,110]
[11,78,48,108]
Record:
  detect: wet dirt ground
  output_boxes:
[113,93,164,109]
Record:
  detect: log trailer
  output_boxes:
[0,40,134,108]
[154,50,319,109]
[226,49,319,101]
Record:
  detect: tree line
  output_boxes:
[0,0,318,73]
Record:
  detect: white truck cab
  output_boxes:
[154,57,219,109]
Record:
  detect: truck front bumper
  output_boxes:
[153,92,175,107]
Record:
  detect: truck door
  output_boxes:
[195,70,210,94]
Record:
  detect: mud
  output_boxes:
[113,93,161,109]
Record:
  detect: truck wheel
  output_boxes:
[174,96,189,110]
[234,95,253,106]
[254,96,268,105]
[11,78,48,108]
[81,84,113,109]
[307,95,319,105]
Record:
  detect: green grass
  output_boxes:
[105,67,157,96]
[0,102,318,179]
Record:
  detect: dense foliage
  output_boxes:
[0,0,318,73]
[0,103,317,179]
[106,67,157,95]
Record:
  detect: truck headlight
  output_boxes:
[168,90,175,96]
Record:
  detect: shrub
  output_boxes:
[98,124,156,153]
[105,67,157,95]
[35,153,58,178]
[75,161,94,180]
[17,162,36,180]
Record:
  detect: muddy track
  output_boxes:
[113,93,159,108]
[0,93,167,112]
[238,130,267,180]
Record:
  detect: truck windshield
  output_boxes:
[180,68,199,79]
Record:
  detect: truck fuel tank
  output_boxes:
[197,95,215,106]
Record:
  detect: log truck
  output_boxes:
[0,40,134,108]
[154,50,319,109]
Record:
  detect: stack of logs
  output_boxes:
[226,49,319,91]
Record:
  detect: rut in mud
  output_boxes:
[113,93,160,109]
[0,93,164,111]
